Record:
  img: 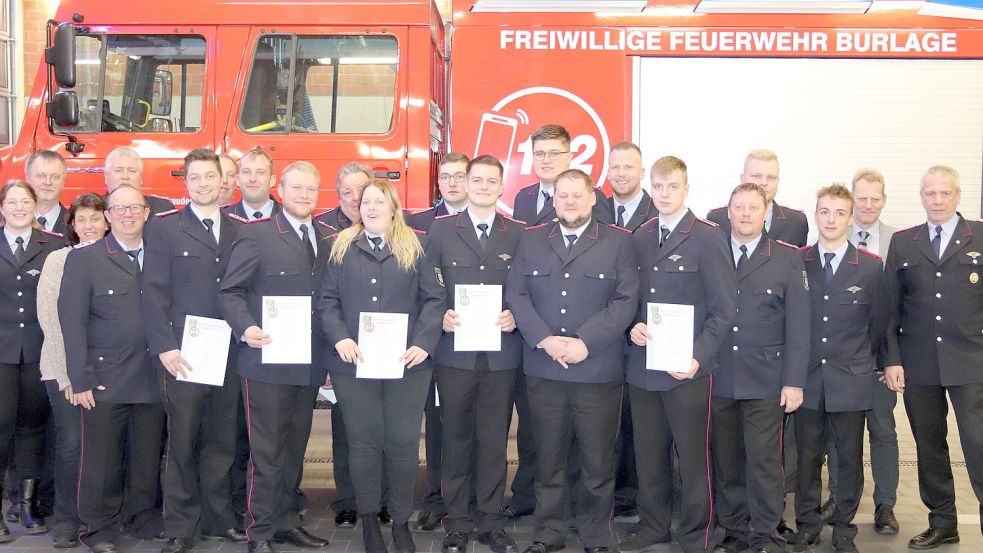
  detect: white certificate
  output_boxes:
[356,312,408,379]
[646,302,694,372]
[454,284,503,352]
[178,315,232,386]
[261,296,312,365]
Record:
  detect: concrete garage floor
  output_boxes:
[1,398,980,553]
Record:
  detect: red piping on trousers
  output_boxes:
[77,407,86,545]
[703,375,714,550]
[244,379,258,541]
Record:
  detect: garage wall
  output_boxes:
[634,56,983,240]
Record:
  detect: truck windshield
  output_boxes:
[54,34,206,134]
[240,34,397,134]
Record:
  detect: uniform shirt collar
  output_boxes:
[189,203,221,233]
[818,240,850,275]
[242,197,275,219]
[467,209,496,238]
[35,204,61,231]
[613,190,644,224]
[364,230,386,249]
[731,234,762,265]
[658,209,686,234]
[559,219,591,241]
[5,227,32,248]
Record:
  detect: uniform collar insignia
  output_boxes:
[668,254,682,261]
[847,286,862,294]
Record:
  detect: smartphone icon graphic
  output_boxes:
[474,113,518,175]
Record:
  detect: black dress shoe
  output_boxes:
[160,537,194,553]
[248,540,277,553]
[821,496,837,525]
[522,542,563,553]
[272,527,330,548]
[908,527,959,550]
[202,528,247,542]
[442,531,469,553]
[776,519,795,540]
[502,505,534,520]
[713,535,748,553]
[874,504,900,535]
[416,511,444,531]
[335,509,357,528]
[584,547,609,553]
[378,506,393,525]
[477,528,519,553]
[392,522,416,553]
[788,530,821,553]
[89,542,117,553]
[832,535,859,553]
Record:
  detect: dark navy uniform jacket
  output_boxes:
[626,210,738,392]
[708,201,809,247]
[803,242,888,411]
[884,217,983,387]
[315,206,412,232]
[512,182,614,227]
[218,212,334,387]
[607,190,657,231]
[221,197,282,220]
[59,235,158,403]
[715,237,810,401]
[318,232,444,375]
[422,211,524,371]
[505,220,639,384]
[141,206,245,356]
[0,229,65,364]
[409,202,451,233]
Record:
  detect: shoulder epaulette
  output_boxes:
[708,205,727,212]
[219,202,233,209]
[41,230,65,238]
[156,208,179,218]
[73,239,98,249]
[247,216,270,224]
[895,223,922,234]
[499,213,526,225]
[413,206,436,215]
[313,208,335,219]
[696,217,718,227]
[147,193,171,200]
[434,213,455,220]
[227,213,248,223]
[859,248,883,261]
[639,217,661,228]
[607,224,631,234]
[525,222,550,231]
[316,220,337,232]
[797,244,811,252]
[412,228,427,236]
[782,205,805,213]
[775,240,798,249]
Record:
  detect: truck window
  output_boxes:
[56,34,206,134]
[240,34,397,135]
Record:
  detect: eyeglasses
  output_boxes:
[107,204,148,215]
[532,150,570,161]
[438,172,467,184]
[2,199,33,208]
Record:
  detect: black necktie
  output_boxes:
[932,225,943,260]
[736,244,748,271]
[824,252,835,283]
[37,216,47,230]
[299,224,315,262]
[252,211,263,220]
[127,248,142,272]
[369,236,383,251]
[540,191,551,214]
[659,225,670,247]
[477,223,489,251]
[616,205,626,228]
[13,237,25,262]
[565,233,577,252]
[202,218,217,245]
[858,230,870,249]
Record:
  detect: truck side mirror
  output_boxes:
[44,22,77,88]
[152,69,173,116]
[47,90,80,127]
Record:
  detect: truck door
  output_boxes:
[225,27,409,210]
[36,26,218,203]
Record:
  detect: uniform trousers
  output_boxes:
[78,401,166,545]
[711,397,785,550]
[241,379,317,542]
[903,382,983,533]
[794,402,865,540]
[231,398,250,519]
[160,366,239,538]
[526,376,620,549]
[629,378,713,553]
[0,362,49,480]
[330,368,432,524]
[613,384,638,513]
[506,372,537,513]
[826,377,899,508]
[329,407,391,513]
[44,380,81,529]
[422,379,446,516]
[436,359,516,533]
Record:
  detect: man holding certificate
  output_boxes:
[709,183,809,553]
[506,169,639,553]
[218,162,333,553]
[318,179,444,553]
[141,149,247,553]
[421,155,524,553]
[624,157,737,553]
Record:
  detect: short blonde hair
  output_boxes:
[816,182,854,213]
[745,148,778,165]
[281,161,320,184]
[240,147,274,172]
[651,156,688,183]
[923,165,960,192]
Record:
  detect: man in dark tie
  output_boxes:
[221,148,282,221]
[25,150,69,235]
[883,165,983,550]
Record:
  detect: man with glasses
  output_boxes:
[60,185,166,553]
[411,152,471,233]
[26,150,70,235]
[104,148,176,217]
